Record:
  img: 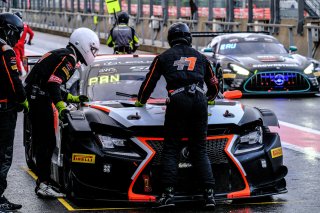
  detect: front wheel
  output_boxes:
[23,114,36,171]
[62,153,74,197]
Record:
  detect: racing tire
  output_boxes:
[23,114,36,171]
[62,155,74,197]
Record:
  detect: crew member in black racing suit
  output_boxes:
[24,27,100,198]
[106,11,139,54]
[135,22,219,209]
[0,12,28,212]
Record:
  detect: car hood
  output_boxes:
[83,100,276,128]
[222,53,309,70]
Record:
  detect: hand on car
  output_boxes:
[134,101,144,107]
[67,93,89,104]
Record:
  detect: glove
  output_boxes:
[67,93,89,103]
[19,99,29,113]
[208,100,215,105]
[56,101,69,120]
[134,101,144,107]
[27,40,32,45]
[79,95,89,103]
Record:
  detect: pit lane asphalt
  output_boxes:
[4,32,320,212]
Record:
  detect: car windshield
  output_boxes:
[218,38,288,55]
[84,56,167,101]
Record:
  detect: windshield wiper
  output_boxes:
[115,91,155,99]
[116,92,138,98]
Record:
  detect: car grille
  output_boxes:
[244,71,310,92]
[146,138,229,165]
[134,137,244,194]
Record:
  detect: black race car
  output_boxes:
[199,33,320,95]
[24,54,288,204]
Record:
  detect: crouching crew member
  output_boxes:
[24,27,100,198]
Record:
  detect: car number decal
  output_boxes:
[72,153,96,164]
[271,147,283,158]
[88,74,120,85]
[220,43,237,50]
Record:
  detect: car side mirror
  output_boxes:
[203,47,213,53]
[223,90,242,99]
[289,46,297,53]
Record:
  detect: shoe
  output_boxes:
[157,187,175,208]
[0,196,22,211]
[204,188,216,209]
[35,182,66,198]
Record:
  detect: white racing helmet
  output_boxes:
[69,27,100,66]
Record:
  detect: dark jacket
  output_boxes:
[0,38,26,105]
[138,44,219,104]
[107,24,139,53]
[25,47,77,104]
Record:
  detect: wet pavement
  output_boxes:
[3,32,320,212]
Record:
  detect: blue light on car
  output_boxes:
[260,73,297,86]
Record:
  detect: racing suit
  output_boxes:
[106,24,139,54]
[137,43,219,190]
[0,38,26,197]
[13,23,34,73]
[24,47,77,184]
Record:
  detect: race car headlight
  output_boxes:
[240,126,263,145]
[304,63,314,74]
[96,135,141,158]
[235,126,263,155]
[230,64,250,76]
[97,135,126,149]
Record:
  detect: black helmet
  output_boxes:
[117,11,129,24]
[0,13,23,47]
[14,11,23,20]
[167,22,192,47]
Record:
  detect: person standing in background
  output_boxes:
[106,11,139,54]
[189,0,198,20]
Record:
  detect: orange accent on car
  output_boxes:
[223,90,243,99]
[223,135,251,198]
[128,137,157,202]
[87,104,110,113]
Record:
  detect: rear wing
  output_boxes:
[190,31,270,38]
